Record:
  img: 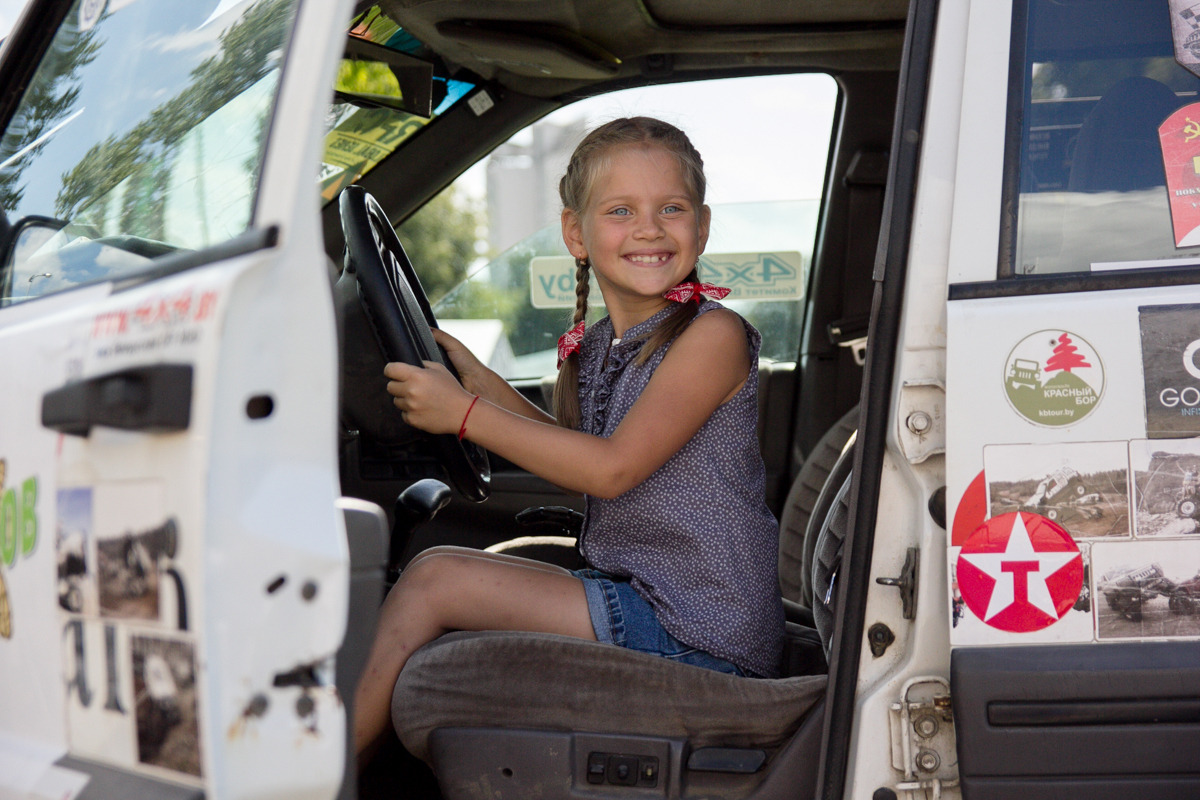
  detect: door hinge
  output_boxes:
[897,380,944,464]
[889,676,957,798]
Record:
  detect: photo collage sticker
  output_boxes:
[950,441,1130,644]
[1095,438,1200,641]
[55,482,201,780]
[953,438,1200,644]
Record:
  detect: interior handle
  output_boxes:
[41,364,193,436]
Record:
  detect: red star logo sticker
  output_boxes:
[956,512,1083,633]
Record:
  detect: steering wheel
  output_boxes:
[339,185,490,502]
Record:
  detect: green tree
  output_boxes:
[395,185,485,303]
[0,14,99,212]
[56,0,293,227]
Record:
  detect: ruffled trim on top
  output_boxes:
[581,306,680,435]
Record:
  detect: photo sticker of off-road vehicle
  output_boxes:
[1004,329,1105,427]
[1129,437,1200,536]
[1092,540,1200,640]
[984,441,1131,540]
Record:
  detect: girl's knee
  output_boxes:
[395,548,472,598]
[405,545,475,571]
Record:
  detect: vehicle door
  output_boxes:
[0,0,355,797]
[943,0,1200,796]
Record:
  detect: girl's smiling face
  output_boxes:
[562,143,710,315]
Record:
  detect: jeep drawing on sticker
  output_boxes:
[1008,358,1041,390]
[1003,330,1104,427]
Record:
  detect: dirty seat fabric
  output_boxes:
[392,630,827,763]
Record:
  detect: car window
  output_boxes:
[0,0,299,306]
[1008,0,1200,276]
[400,74,838,379]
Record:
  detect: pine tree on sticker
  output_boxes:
[1044,332,1091,373]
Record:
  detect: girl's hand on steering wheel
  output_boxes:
[432,328,491,397]
[385,360,475,435]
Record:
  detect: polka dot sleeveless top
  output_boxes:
[576,302,784,678]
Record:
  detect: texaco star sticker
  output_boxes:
[956,511,1083,633]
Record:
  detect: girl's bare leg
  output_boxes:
[404,544,576,575]
[354,547,596,755]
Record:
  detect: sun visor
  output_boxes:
[434,20,620,79]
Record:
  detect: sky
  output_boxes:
[461,73,838,208]
[0,0,22,38]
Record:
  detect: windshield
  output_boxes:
[0,0,300,305]
[319,6,476,202]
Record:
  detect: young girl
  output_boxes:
[354,116,785,754]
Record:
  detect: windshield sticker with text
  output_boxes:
[529,251,804,309]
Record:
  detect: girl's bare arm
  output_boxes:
[390,308,749,498]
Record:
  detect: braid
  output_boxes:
[553,258,590,429]
[572,257,590,327]
[632,265,701,365]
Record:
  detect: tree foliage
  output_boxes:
[0,14,99,213]
[55,0,292,233]
[395,185,485,303]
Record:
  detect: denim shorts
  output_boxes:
[572,568,745,676]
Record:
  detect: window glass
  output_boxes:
[400,74,838,379]
[319,6,476,202]
[1012,0,1200,275]
[0,0,299,305]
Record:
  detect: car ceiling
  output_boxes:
[378,0,909,96]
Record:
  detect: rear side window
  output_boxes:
[1007,0,1200,276]
[0,0,299,306]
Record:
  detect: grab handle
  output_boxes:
[41,364,192,436]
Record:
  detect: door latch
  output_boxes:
[876,546,918,620]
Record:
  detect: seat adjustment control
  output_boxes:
[586,752,659,787]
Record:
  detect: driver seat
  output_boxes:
[393,633,827,799]
[388,446,859,799]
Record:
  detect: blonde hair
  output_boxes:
[553,117,708,430]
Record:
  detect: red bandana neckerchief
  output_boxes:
[557,320,586,368]
[663,282,731,303]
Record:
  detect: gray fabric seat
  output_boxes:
[390,415,860,794]
[393,630,827,764]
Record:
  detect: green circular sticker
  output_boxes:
[1003,330,1104,427]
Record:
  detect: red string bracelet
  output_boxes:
[458,395,481,441]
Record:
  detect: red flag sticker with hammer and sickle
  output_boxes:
[1160,102,1200,247]
[956,512,1083,633]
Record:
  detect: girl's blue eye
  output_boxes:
[663,204,683,214]
[611,207,630,216]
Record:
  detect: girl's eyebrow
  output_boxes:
[594,193,693,206]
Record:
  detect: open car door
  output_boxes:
[943,0,1200,796]
[0,0,357,797]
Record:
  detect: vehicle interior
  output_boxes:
[318,2,907,798]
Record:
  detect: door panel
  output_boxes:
[953,643,1200,798]
[947,282,1200,796]
[0,0,354,795]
